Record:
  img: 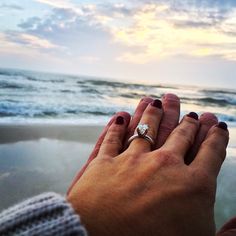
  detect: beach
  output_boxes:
[0,68,236,230]
[0,124,235,230]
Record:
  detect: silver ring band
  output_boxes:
[127,134,155,147]
[127,123,155,148]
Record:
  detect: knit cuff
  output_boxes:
[0,192,87,236]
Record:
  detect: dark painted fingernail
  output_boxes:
[115,116,124,125]
[187,112,198,120]
[217,122,228,131]
[151,99,162,109]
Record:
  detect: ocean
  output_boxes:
[0,68,236,126]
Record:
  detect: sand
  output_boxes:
[0,124,103,211]
[0,124,235,230]
[0,124,104,144]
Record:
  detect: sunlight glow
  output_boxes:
[110,4,236,63]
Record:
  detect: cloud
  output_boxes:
[17,6,111,53]
[108,2,236,63]
[5,32,62,51]
[0,4,24,10]
[98,3,135,18]
[135,0,236,10]
[18,17,42,30]
[6,1,236,65]
[34,0,73,9]
[0,32,73,76]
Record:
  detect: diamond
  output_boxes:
[137,124,149,136]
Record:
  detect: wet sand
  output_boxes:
[0,124,235,230]
[0,124,104,144]
[0,125,103,211]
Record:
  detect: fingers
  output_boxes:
[156,93,180,148]
[128,99,163,153]
[67,112,130,195]
[125,97,153,145]
[86,112,130,161]
[185,113,218,165]
[98,115,130,157]
[191,122,229,177]
[126,94,180,151]
[157,112,199,161]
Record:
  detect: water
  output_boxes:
[0,67,235,125]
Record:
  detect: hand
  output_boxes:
[68,94,219,194]
[67,100,229,236]
[67,94,181,194]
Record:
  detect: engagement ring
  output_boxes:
[127,124,155,148]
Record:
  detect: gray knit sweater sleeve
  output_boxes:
[0,192,88,236]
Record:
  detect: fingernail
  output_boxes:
[115,116,124,125]
[217,122,228,131]
[141,97,153,103]
[187,112,198,120]
[151,99,162,109]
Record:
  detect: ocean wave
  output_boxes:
[85,79,177,91]
[216,113,236,122]
[84,110,114,116]
[80,87,102,95]
[0,102,116,118]
[119,92,161,99]
[85,79,129,88]
[181,96,236,106]
[0,68,235,126]
[201,89,236,96]
[60,89,76,94]
[0,81,38,91]
[26,75,65,83]
[120,92,145,99]
[0,111,16,117]
[0,69,21,77]
[198,97,236,106]
[0,82,23,89]
[33,109,114,118]
[0,69,65,84]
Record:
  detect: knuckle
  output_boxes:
[104,137,122,146]
[110,124,122,133]
[173,128,194,146]
[126,152,142,164]
[201,138,227,162]
[156,149,181,166]
[103,130,122,146]
[201,139,215,150]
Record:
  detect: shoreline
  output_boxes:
[0,124,104,144]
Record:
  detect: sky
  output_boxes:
[0,0,236,89]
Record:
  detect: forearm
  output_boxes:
[0,192,87,236]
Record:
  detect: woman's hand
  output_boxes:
[67,99,229,236]
[67,94,181,194]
